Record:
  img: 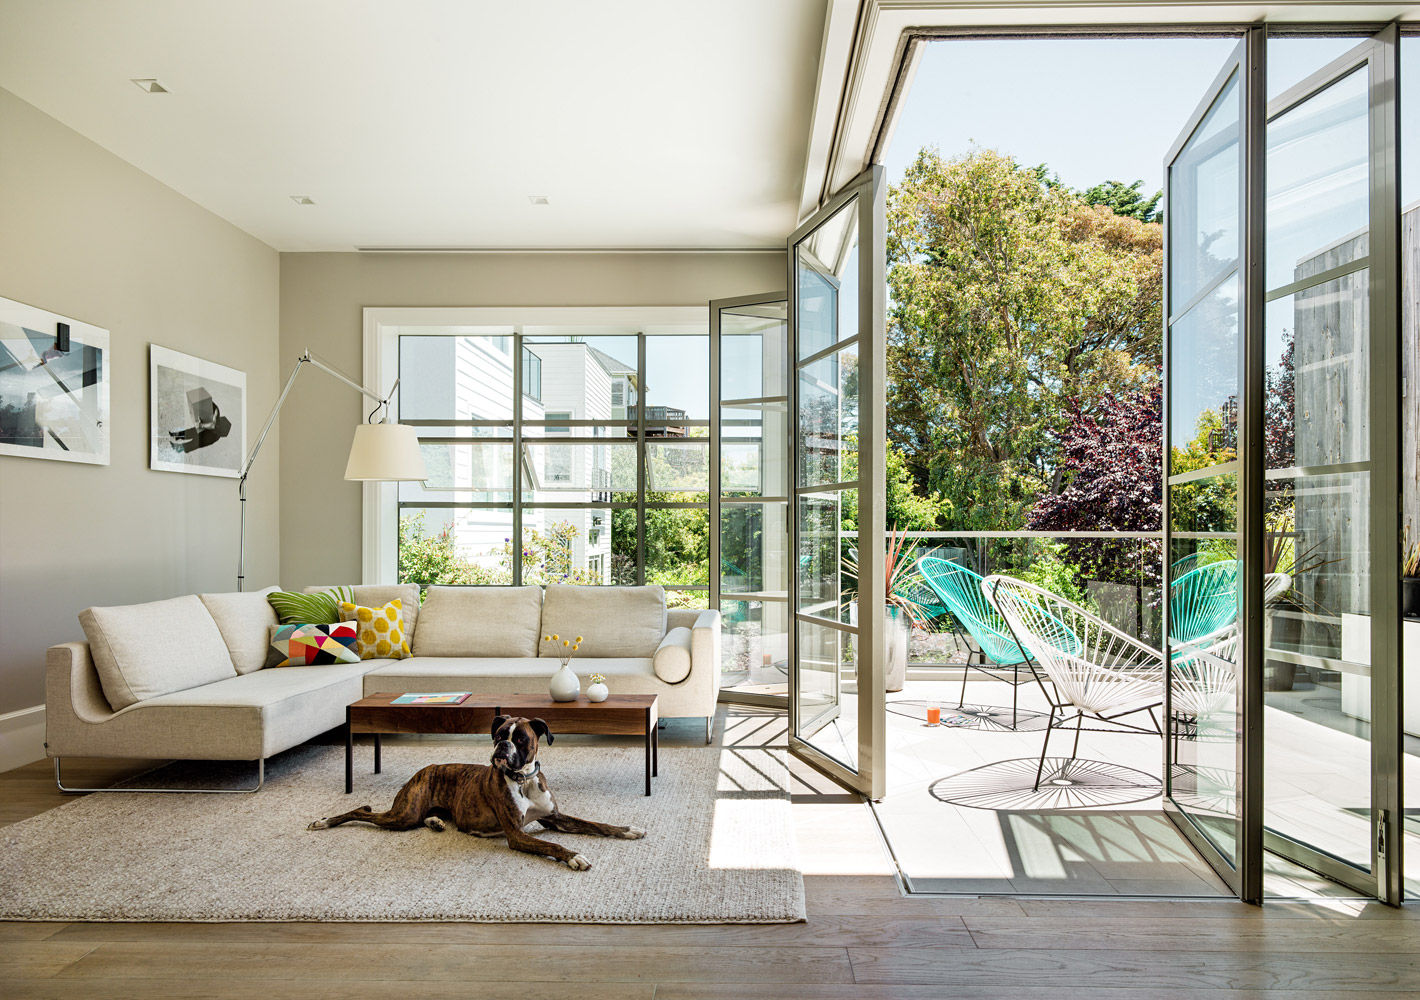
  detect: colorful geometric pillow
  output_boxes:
[338,599,411,659]
[266,587,355,625]
[269,622,361,666]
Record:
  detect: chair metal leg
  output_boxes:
[1011,665,1020,728]
[54,757,265,794]
[1033,706,1057,792]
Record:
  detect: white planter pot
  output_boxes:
[884,604,909,693]
[848,600,910,693]
[549,662,580,702]
[586,681,609,703]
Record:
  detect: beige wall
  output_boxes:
[0,89,280,716]
[278,252,784,586]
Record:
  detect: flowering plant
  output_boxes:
[588,672,606,685]
[543,633,583,668]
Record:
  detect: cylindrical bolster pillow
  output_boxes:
[653,627,693,684]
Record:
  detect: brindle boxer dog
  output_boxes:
[307,715,645,870]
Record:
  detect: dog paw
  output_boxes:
[423,816,448,832]
[307,818,329,830]
[617,826,646,840]
[566,854,592,871]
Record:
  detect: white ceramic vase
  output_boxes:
[549,662,580,702]
[586,681,609,703]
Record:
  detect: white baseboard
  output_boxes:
[0,705,46,773]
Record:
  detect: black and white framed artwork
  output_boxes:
[0,295,110,466]
[149,344,246,478]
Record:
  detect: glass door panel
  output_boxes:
[1259,30,1400,899]
[1165,25,1404,906]
[1164,36,1254,895]
[788,166,885,798]
[711,294,790,702]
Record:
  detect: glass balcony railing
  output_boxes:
[843,530,1164,668]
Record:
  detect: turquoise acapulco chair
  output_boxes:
[917,556,1037,728]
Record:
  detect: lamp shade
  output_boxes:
[344,421,427,481]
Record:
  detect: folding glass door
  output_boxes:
[711,293,790,704]
[1163,32,1259,900]
[1258,26,1402,902]
[1164,25,1404,904]
[786,166,886,798]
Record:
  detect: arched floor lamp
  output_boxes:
[236,350,426,591]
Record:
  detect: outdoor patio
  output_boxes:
[810,672,1420,898]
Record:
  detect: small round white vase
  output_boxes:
[549,662,580,702]
[586,681,609,703]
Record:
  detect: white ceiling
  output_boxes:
[0,0,829,251]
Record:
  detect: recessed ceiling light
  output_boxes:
[528,195,550,206]
[290,195,315,206]
[131,78,167,93]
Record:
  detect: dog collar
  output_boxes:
[501,761,541,783]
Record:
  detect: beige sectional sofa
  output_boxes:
[46,583,720,791]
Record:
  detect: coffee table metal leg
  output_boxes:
[374,733,382,774]
[652,720,658,776]
[345,708,353,794]
[644,707,652,796]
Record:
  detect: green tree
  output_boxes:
[841,436,953,532]
[611,498,710,594]
[886,147,1163,529]
[1078,178,1162,224]
[397,512,499,587]
[1169,408,1238,535]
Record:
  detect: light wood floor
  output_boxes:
[3,704,1418,999]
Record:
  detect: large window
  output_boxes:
[370,308,709,606]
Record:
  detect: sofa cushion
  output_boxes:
[268,586,354,625]
[132,659,392,760]
[364,656,655,699]
[413,586,542,657]
[653,627,693,684]
[539,585,666,658]
[199,586,279,675]
[338,598,411,659]
[79,595,237,711]
[270,622,362,666]
[307,584,421,642]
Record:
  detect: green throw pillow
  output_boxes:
[266,587,355,625]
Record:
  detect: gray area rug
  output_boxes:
[0,743,805,923]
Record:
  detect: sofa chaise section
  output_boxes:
[45,641,394,790]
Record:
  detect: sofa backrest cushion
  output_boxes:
[304,584,422,642]
[199,586,279,675]
[539,585,666,658]
[79,595,237,711]
[413,586,543,657]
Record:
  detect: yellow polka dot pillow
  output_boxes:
[337,599,411,660]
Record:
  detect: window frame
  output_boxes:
[363,307,709,598]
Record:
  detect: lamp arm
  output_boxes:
[237,350,394,591]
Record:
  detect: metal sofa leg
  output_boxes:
[706,715,714,745]
[54,757,265,794]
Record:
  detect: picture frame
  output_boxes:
[0,295,110,466]
[149,344,246,478]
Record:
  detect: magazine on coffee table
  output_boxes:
[391,692,472,705]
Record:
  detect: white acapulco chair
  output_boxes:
[1167,570,1293,735]
[982,575,1165,792]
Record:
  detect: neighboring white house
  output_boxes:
[399,335,640,583]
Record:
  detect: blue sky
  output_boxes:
[886,35,1417,204]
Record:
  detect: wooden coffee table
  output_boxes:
[346,692,659,795]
